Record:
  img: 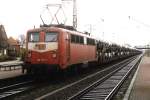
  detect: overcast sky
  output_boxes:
[0,0,150,46]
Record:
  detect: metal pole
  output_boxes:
[73,0,77,29]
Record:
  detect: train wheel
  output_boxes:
[26,67,32,74]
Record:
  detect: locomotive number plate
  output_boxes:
[35,44,46,50]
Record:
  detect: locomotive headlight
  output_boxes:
[52,53,57,58]
[51,50,57,58]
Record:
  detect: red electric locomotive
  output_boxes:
[24,25,97,74]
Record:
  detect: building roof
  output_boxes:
[8,37,19,46]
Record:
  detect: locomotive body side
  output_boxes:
[66,30,97,66]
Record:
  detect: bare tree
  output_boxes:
[18,34,26,48]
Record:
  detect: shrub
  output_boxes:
[0,55,16,62]
[19,48,27,61]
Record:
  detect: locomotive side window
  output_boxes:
[71,34,84,44]
[45,32,58,42]
[87,38,90,45]
[71,34,76,43]
[28,32,39,42]
[76,36,80,43]
[80,36,84,44]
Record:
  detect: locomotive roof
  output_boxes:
[27,25,95,39]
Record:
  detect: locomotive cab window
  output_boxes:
[45,32,58,42]
[28,32,39,42]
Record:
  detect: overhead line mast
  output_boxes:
[73,0,77,29]
[62,0,77,29]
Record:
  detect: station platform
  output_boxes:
[125,56,150,100]
[0,69,23,79]
[0,59,24,79]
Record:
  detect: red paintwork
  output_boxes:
[26,27,97,70]
[30,51,58,64]
[69,44,96,65]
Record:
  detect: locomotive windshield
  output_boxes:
[45,32,58,42]
[28,32,39,42]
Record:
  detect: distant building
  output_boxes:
[0,25,8,56]
[7,37,20,56]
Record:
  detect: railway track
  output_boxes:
[0,74,36,100]
[0,80,34,99]
[1,55,141,100]
[0,81,33,99]
[35,55,141,100]
[68,55,142,100]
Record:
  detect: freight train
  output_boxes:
[23,24,141,74]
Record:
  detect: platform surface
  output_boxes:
[0,69,23,79]
[129,56,150,100]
